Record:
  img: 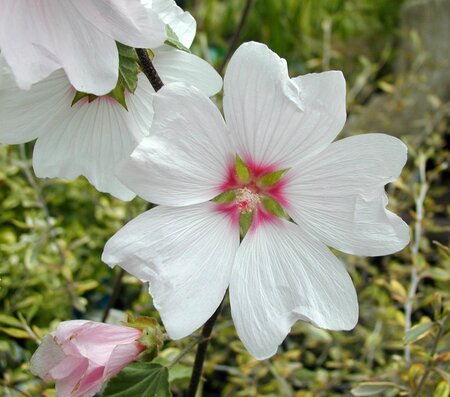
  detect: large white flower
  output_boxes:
[0,0,167,95]
[102,42,410,359]
[0,2,222,201]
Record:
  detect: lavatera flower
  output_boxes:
[0,0,167,95]
[102,42,410,359]
[30,320,145,397]
[0,0,222,201]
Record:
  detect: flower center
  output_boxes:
[235,187,261,214]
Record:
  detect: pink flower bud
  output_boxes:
[30,320,145,397]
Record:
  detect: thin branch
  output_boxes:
[218,0,254,74]
[18,144,65,263]
[404,153,428,364]
[186,302,223,397]
[135,49,164,92]
[167,335,204,369]
[413,315,450,397]
[101,268,126,322]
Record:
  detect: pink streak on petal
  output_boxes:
[219,162,239,192]
[214,203,240,229]
[243,156,277,178]
[250,206,280,232]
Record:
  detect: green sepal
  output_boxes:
[108,83,128,110]
[261,197,289,219]
[235,155,251,183]
[71,91,97,107]
[102,362,172,397]
[212,189,236,204]
[123,314,164,361]
[164,25,191,53]
[240,212,253,237]
[117,42,140,93]
[259,169,288,186]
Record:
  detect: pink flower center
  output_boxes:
[214,156,289,234]
[235,187,261,214]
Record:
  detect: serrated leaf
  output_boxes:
[102,362,172,397]
[0,327,30,339]
[351,382,399,396]
[117,42,140,93]
[235,156,250,182]
[262,197,288,218]
[0,314,22,328]
[258,169,288,186]
[213,190,236,203]
[404,322,435,344]
[165,25,190,52]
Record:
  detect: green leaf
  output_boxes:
[261,197,288,219]
[117,42,140,93]
[212,190,236,203]
[434,368,450,384]
[433,381,450,397]
[351,382,400,396]
[235,156,250,183]
[240,212,253,237]
[165,25,191,52]
[258,169,288,186]
[102,362,172,397]
[404,322,435,344]
[0,314,22,328]
[0,327,30,339]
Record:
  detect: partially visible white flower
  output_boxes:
[0,1,222,201]
[0,0,167,95]
[102,42,410,359]
[144,0,197,48]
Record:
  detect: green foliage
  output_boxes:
[103,363,172,397]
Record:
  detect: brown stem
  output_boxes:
[135,48,164,92]
[186,302,223,397]
[101,268,125,322]
[218,0,254,74]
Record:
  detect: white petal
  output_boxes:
[0,67,68,144]
[116,82,234,206]
[153,46,222,97]
[223,42,346,168]
[0,1,60,90]
[0,1,119,95]
[102,203,239,339]
[285,133,410,256]
[146,0,196,48]
[71,0,166,49]
[30,73,154,200]
[230,219,358,360]
[30,335,66,382]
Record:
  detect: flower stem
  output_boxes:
[135,48,164,92]
[186,302,223,397]
[101,268,125,322]
[218,0,254,74]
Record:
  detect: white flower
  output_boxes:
[0,0,167,95]
[0,2,222,201]
[102,42,410,359]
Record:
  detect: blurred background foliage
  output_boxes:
[1,0,449,396]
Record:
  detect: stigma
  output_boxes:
[235,187,261,214]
